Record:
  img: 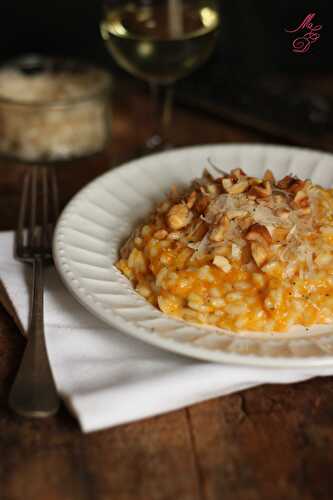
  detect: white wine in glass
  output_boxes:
[101,0,220,148]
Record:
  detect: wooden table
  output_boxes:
[1,77,333,500]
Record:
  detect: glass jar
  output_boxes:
[0,55,112,163]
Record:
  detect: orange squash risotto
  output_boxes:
[116,167,333,332]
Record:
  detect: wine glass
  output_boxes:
[100,0,220,150]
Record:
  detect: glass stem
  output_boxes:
[147,83,174,150]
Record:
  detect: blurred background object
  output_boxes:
[100,0,220,149]
[0,0,333,149]
[0,0,331,71]
[0,55,112,162]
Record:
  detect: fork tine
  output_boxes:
[28,167,38,249]
[15,171,31,256]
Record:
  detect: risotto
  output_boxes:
[116,167,333,332]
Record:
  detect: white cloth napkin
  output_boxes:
[1,231,333,432]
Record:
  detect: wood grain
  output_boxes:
[0,75,333,500]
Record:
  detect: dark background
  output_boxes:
[1,0,332,148]
[0,0,331,76]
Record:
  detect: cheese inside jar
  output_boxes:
[0,55,112,162]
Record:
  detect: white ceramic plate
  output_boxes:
[53,144,333,367]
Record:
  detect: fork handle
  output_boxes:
[9,258,60,417]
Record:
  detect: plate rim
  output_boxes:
[53,142,333,367]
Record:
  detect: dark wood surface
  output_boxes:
[1,77,333,500]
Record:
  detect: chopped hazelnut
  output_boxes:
[230,168,246,180]
[222,178,249,194]
[276,175,295,190]
[272,227,289,242]
[194,194,210,214]
[222,178,233,190]
[154,229,168,240]
[191,221,208,241]
[206,183,220,195]
[263,169,275,183]
[212,245,229,257]
[167,231,182,240]
[288,179,306,194]
[238,216,253,231]
[294,190,309,208]
[210,225,225,242]
[186,191,197,209]
[250,242,268,267]
[245,223,272,245]
[248,181,272,198]
[167,204,192,230]
[213,255,232,273]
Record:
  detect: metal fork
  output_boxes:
[9,167,60,417]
